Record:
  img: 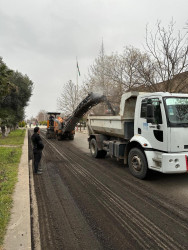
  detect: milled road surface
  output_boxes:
[28,129,188,250]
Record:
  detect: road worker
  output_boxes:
[31,127,44,174]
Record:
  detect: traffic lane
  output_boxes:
[72,131,90,153]
[40,134,188,249]
[72,131,188,208]
[145,171,188,205]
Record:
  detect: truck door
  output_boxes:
[138,97,168,152]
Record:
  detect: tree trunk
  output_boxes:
[6,126,11,135]
[1,126,6,138]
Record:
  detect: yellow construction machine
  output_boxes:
[46,92,106,141]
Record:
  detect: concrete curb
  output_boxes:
[29,160,41,250]
[3,129,31,250]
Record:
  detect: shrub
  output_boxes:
[18,121,26,127]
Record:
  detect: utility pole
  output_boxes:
[100,39,107,113]
[76,57,81,106]
[76,56,78,94]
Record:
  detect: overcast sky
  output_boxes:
[0,0,187,119]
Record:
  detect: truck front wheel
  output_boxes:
[90,138,106,158]
[128,148,148,179]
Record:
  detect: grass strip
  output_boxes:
[0,129,26,145]
[0,129,25,247]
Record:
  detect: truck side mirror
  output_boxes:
[147,104,155,123]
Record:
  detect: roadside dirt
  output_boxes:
[28,129,188,250]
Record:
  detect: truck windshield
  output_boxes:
[164,97,188,127]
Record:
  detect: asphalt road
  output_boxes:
[29,129,188,250]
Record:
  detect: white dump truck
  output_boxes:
[87,91,188,179]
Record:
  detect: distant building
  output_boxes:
[131,71,188,93]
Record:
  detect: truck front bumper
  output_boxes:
[145,151,188,173]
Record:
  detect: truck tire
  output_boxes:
[99,150,107,158]
[90,138,100,158]
[57,134,62,141]
[90,138,107,158]
[69,134,74,140]
[128,148,148,179]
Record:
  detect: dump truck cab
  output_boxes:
[87,91,188,179]
[132,92,188,175]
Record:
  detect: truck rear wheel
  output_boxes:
[57,134,62,141]
[128,148,148,179]
[69,134,74,140]
[90,138,106,158]
[99,150,107,158]
[90,138,100,158]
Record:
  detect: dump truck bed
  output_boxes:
[87,115,134,139]
[87,92,140,139]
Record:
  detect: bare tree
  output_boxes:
[85,41,114,96]
[135,52,160,91]
[84,42,116,114]
[104,47,149,92]
[143,20,188,92]
[83,20,188,117]
[37,110,47,122]
[57,80,84,115]
[85,45,149,113]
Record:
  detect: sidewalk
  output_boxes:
[3,129,31,250]
[75,127,88,134]
[2,127,87,249]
